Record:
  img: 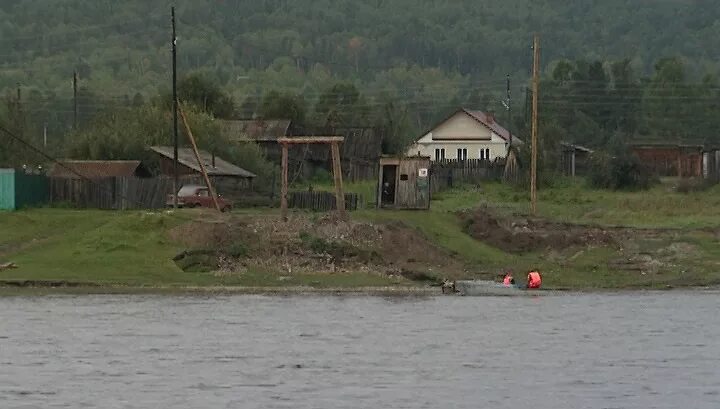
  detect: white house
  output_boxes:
[407,109,522,161]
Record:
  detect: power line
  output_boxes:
[0,122,147,208]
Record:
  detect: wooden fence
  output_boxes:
[288,191,362,212]
[430,159,504,193]
[344,159,377,182]
[50,176,203,210]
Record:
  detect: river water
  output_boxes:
[1,292,719,408]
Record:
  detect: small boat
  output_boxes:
[452,280,545,297]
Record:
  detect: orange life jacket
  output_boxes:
[528,271,542,289]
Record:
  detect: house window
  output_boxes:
[486,148,491,160]
[436,148,445,161]
[457,148,468,161]
[435,148,441,161]
[480,148,490,160]
[479,149,485,160]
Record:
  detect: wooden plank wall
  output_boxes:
[430,159,502,193]
[50,176,203,210]
[344,158,377,182]
[288,191,361,212]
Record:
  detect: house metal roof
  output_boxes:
[149,146,256,178]
[48,160,149,178]
[415,108,524,145]
[463,109,522,144]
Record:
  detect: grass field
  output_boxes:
[353,179,720,289]
[468,178,720,229]
[2,178,720,291]
[0,208,403,289]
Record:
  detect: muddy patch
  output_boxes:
[461,208,617,253]
[169,214,466,282]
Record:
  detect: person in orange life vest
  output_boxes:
[527,270,542,289]
[502,271,515,287]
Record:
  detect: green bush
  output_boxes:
[225,242,249,258]
[676,178,717,194]
[588,151,656,191]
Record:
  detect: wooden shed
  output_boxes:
[560,142,593,177]
[703,147,720,181]
[376,156,431,210]
[630,143,703,178]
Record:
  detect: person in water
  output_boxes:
[502,271,515,287]
[527,270,542,289]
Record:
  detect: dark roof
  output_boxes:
[463,109,523,144]
[149,146,256,178]
[48,160,150,178]
[561,142,593,153]
[219,119,291,142]
[630,143,704,150]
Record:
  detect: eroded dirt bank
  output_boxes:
[169,213,468,283]
[461,207,714,279]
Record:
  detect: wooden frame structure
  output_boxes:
[278,137,345,220]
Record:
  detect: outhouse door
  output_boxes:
[396,159,430,209]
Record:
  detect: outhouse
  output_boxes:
[376,156,431,210]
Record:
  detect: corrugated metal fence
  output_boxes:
[0,169,14,210]
[0,169,49,210]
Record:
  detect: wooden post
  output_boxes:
[177,102,222,212]
[331,141,346,214]
[678,153,683,179]
[530,34,540,216]
[281,142,289,220]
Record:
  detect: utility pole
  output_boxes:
[172,6,179,208]
[16,85,21,120]
[73,71,78,130]
[506,74,512,148]
[530,34,540,216]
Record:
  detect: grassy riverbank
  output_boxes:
[2,178,720,292]
[0,209,408,289]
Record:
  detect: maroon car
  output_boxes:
[166,185,232,212]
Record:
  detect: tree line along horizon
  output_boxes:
[2,0,720,190]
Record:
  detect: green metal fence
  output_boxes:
[15,172,49,209]
[0,169,15,210]
[0,169,49,210]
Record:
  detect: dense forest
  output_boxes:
[1,0,720,169]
